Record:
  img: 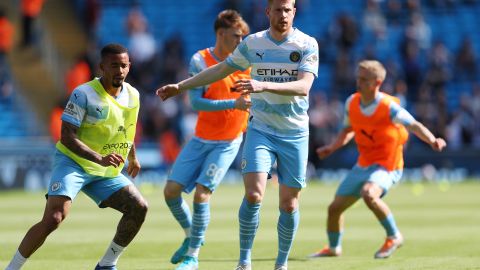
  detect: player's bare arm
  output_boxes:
[60,121,124,167]
[316,127,354,159]
[100,184,148,247]
[233,71,315,96]
[156,61,237,101]
[126,144,141,178]
[405,121,447,151]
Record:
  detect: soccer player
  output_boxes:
[156,1,318,269]
[163,10,251,270]
[309,60,446,259]
[5,44,148,270]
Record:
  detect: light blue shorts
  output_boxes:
[336,164,403,197]
[169,136,242,193]
[48,151,132,206]
[241,127,308,189]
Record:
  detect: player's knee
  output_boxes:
[135,198,149,219]
[245,191,263,204]
[328,203,342,216]
[361,189,377,207]
[280,203,297,213]
[163,184,181,200]
[43,211,65,232]
[194,191,211,203]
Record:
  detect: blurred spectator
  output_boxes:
[386,0,404,26]
[425,41,451,90]
[21,0,44,48]
[333,50,356,100]
[363,0,387,41]
[83,0,100,38]
[454,38,477,81]
[471,84,480,146]
[405,12,431,51]
[65,55,92,95]
[393,79,408,108]
[49,103,64,142]
[125,7,158,93]
[159,34,186,84]
[406,0,422,13]
[446,92,475,148]
[0,7,14,101]
[329,13,359,52]
[401,40,423,101]
[126,7,156,65]
[309,92,344,167]
[0,7,14,58]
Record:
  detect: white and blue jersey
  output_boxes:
[62,78,134,127]
[226,28,319,136]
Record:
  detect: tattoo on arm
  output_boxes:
[60,121,102,163]
[128,144,136,161]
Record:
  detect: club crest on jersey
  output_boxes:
[241,158,247,170]
[51,182,62,192]
[289,51,301,63]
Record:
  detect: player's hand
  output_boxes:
[316,145,334,159]
[99,153,125,167]
[127,158,141,178]
[156,84,182,101]
[233,79,264,95]
[234,95,251,111]
[431,138,447,152]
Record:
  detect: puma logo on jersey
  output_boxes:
[361,129,375,142]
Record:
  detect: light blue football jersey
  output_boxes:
[226,28,319,137]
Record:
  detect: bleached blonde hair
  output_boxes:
[358,60,386,82]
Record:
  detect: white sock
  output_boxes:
[184,228,191,238]
[5,250,27,270]
[186,247,200,258]
[98,241,125,267]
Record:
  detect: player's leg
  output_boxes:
[6,151,85,270]
[272,132,308,268]
[237,172,268,268]
[164,181,193,264]
[176,140,242,270]
[165,138,209,264]
[360,168,403,258]
[174,184,212,270]
[236,128,273,269]
[5,196,72,270]
[275,185,301,268]
[87,179,148,269]
[310,165,370,258]
[310,195,358,257]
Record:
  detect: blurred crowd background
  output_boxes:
[0,0,479,189]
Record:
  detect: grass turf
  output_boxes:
[1,180,479,269]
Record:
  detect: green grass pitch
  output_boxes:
[1,181,479,270]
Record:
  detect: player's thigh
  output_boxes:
[336,165,371,197]
[99,183,147,213]
[82,174,133,207]
[275,134,309,189]
[365,167,403,197]
[241,128,276,175]
[48,151,89,201]
[197,140,242,192]
[169,138,213,193]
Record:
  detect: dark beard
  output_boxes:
[112,81,123,88]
